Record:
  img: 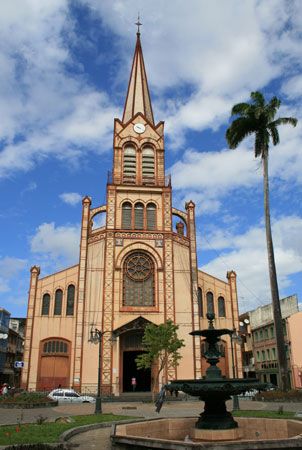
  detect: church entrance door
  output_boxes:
[122,350,151,392]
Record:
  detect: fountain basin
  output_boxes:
[111,417,302,449]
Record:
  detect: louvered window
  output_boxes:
[146,203,156,230]
[123,145,136,182]
[54,289,63,315]
[218,296,226,317]
[142,147,155,180]
[123,252,154,306]
[42,293,50,316]
[122,202,132,229]
[134,203,144,229]
[198,287,203,317]
[206,291,214,315]
[66,285,75,316]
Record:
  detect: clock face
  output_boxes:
[133,123,145,134]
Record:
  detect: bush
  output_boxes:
[0,392,53,404]
[255,389,302,402]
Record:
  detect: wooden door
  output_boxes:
[38,355,69,390]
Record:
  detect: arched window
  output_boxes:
[54,289,63,316]
[123,145,136,182]
[142,146,155,180]
[123,252,154,306]
[122,202,132,229]
[206,291,214,314]
[66,285,75,316]
[134,203,144,229]
[218,296,226,317]
[197,287,203,317]
[41,293,50,316]
[42,339,68,354]
[146,203,156,230]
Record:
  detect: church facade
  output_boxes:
[21,32,242,395]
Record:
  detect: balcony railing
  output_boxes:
[107,171,171,187]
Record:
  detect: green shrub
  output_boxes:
[255,389,302,402]
[0,392,53,404]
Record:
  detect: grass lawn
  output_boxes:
[233,410,298,419]
[0,414,137,445]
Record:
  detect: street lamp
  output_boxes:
[89,328,111,414]
[229,328,242,411]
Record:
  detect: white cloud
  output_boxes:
[30,222,80,266]
[85,0,301,145]
[201,215,302,312]
[60,192,82,206]
[0,1,117,178]
[0,257,27,293]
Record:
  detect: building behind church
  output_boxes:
[21,31,242,395]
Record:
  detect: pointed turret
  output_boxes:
[122,30,154,125]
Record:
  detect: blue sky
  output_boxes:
[1,0,302,317]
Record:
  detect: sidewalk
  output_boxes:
[0,398,301,426]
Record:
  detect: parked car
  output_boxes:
[48,389,96,403]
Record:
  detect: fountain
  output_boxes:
[111,314,302,449]
[163,312,268,439]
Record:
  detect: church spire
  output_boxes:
[122,20,154,125]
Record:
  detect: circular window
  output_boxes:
[126,253,152,281]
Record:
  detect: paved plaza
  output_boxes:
[0,398,302,449]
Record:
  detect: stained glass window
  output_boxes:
[134,203,144,229]
[146,203,156,230]
[206,291,214,314]
[66,285,75,316]
[54,289,63,315]
[122,202,132,229]
[218,296,226,317]
[197,287,203,317]
[123,252,154,306]
[41,293,50,316]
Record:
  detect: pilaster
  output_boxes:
[227,270,243,377]
[21,265,40,389]
[186,201,201,378]
[162,189,176,381]
[101,186,116,394]
[73,196,91,389]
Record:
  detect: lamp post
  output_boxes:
[230,328,242,411]
[89,328,109,414]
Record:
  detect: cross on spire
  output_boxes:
[135,14,142,35]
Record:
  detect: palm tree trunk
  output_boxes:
[262,153,289,391]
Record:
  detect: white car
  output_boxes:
[48,389,96,403]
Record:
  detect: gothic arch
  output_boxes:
[115,242,163,270]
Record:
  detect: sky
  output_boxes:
[0,0,302,317]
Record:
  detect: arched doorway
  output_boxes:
[37,339,70,390]
[120,330,151,392]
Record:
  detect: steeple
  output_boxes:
[122,25,154,125]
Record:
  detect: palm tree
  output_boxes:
[226,91,297,391]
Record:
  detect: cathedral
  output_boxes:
[22,30,242,395]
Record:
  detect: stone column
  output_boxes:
[21,265,40,389]
[186,201,201,379]
[73,196,91,390]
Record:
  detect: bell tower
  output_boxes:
[111,29,167,191]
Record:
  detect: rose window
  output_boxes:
[126,253,152,281]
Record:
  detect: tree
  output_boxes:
[136,320,185,399]
[226,91,297,391]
